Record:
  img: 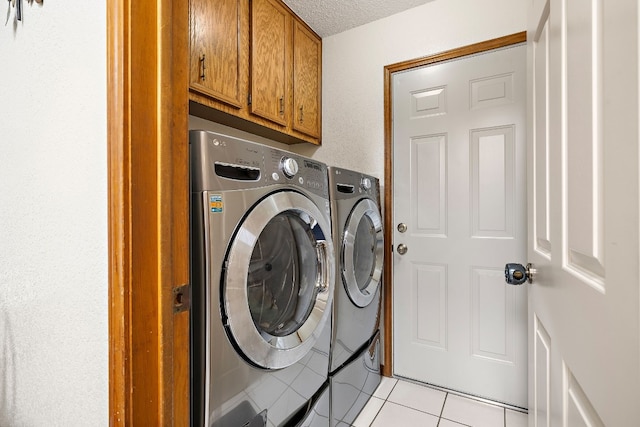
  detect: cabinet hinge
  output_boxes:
[248,93,252,105]
[173,283,191,314]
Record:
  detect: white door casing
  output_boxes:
[528,0,640,425]
[392,43,528,407]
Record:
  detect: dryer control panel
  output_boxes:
[328,166,380,203]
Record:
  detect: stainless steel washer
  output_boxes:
[327,166,384,426]
[329,167,384,426]
[328,167,383,372]
[190,130,335,427]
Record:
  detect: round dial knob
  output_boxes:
[361,177,372,190]
[281,157,299,178]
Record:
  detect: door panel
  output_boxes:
[533,316,550,427]
[532,7,551,256]
[189,0,242,107]
[528,0,640,424]
[250,0,290,126]
[470,126,515,238]
[565,0,605,286]
[413,135,447,235]
[564,367,605,427]
[414,264,447,350]
[471,267,516,364]
[292,21,321,138]
[392,44,527,407]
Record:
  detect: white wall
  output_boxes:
[315,0,528,179]
[0,2,107,426]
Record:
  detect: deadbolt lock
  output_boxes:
[504,263,534,285]
[397,223,407,233]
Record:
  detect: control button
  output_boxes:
[272,172,280,181]
[281,157,299,178]
[361,177,372,190]
[298,177,304,185]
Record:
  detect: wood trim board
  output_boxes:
[107,0,190,424]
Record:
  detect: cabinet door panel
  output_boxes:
[189,0,242,108]
[250,0,290,126]
[293,21,321,139]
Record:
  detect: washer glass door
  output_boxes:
[223,191,334,370]
[342,198,384,307]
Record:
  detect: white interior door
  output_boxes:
[528,0,640,425]
[392,44,528,407]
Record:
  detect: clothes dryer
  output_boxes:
[327,167,384,426]
[190,130,335,427]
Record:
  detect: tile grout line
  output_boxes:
[436,392,476,427]
[436,392,448,426]
[374,386,451,425]
[396,377,526,413]
[381,400,447,420]
[439,392,448,418]
[368,380,399,426]
[367,400,384,427]
[376,378,519,427]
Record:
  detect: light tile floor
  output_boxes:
[353,377,528,427]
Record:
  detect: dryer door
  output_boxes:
[223,191,335,370]
[342,198,384,307]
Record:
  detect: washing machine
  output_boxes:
[190,130,335,427]
[327,167,384,426]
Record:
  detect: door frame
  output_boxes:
[381,31,527,377]
[107,0,190,425]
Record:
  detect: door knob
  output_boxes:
[397,244,408,255]
[505,263,534,285]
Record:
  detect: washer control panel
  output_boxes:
[267,151,328,197]
[190,130,329,197]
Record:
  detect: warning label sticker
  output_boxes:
[209,194,223,213]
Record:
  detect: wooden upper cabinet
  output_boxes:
[250,0,291,126]
[188,0,322,145]
[292,21,321,139]
[189,0,242,108]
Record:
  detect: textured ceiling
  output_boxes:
[282,0,436,38]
